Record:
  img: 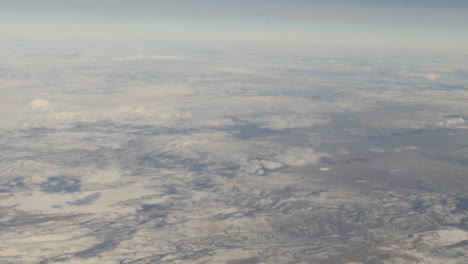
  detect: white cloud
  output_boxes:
[369,148,386,153]
[275,147,329,167]
[27,99,54,111]
[425,73,442,81]
[155,132,329,176]
[260,160,284,171]
[241,113,329,130]
[113,55,188,61]
[397,70,446,81]
[436,117,467,128]
[0,159,58,186]
[394,146,419,152]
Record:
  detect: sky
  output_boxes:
[1,0,468,54]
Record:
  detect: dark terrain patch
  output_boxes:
[67,192,101,206]
[227,256,261,264]
[41,176,81,193]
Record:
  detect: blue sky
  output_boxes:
[1,0,468,54]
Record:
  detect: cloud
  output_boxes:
[155,132,329,175]
[0,159,59,187]
[275,147,329,167]
[241,113,329,130]
[369,148,386,153]
[394,146,420,152]
[113,55,188,61]
[436,117,467,128]
[27,99,54,111]
[398,71,445,81]
[425,74,442,81]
